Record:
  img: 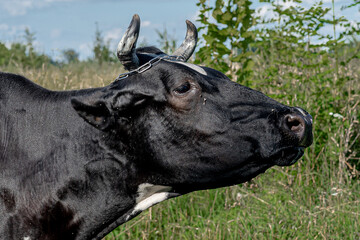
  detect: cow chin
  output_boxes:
[271,147,305,166]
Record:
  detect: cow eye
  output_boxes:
[174,82,191,95]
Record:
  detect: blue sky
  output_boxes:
[0,0,358,61]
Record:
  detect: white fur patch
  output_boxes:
[126,183,172,221]
[136,183,172,203]
[24,237,31,240]
[133,192,169,212]
[173,61,208,76]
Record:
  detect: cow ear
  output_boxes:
[71,81,165,130]
[111,81,166,113]
[71,98,115,131]
[111,92,152,113]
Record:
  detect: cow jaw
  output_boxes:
[271,146,305,166]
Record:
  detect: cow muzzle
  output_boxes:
[281,107,313,148]
[269,107,313,166]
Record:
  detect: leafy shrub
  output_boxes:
[195,0,360,181]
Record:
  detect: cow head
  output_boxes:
[71,14,312,196]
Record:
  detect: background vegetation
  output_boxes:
[0,0,359,239]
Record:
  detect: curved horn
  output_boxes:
[117,14,140,70]
[173,20,198,61]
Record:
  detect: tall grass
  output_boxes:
[1,61,118,89]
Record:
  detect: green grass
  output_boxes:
[0,49,359,239]
[105,166,360,240]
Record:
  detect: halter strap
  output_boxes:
[115,55,185,81]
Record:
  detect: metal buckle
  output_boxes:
[115,73,129,81]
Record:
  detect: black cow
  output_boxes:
[0,15,312,240]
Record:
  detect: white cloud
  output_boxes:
[189,10,200,23]
[0,23,43,52]
[32,40,42,50]
[255,1,301,22]
[78,42,92,60]
[0,0,35,16]
[4,42,12,49]
[0,0,77,16]
[44,0,75,2]
[303,0,344,3]
[0,24,9,31]
[0,24,30,42]
[104,27,123,42]
[141,21,151,28]
[50,29,62,39]
[279,1,299,9]
[349,20,359,29]
[255,5,277,21]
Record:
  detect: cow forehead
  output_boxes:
[165,60,208,76]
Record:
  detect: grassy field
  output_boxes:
[1,48,358,239]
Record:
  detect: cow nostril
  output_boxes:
[284,114,304,133]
